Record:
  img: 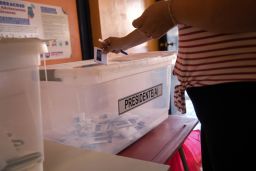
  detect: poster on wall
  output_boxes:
[0,0,71,59]
[0,0,41,38]
[37,3,71,60]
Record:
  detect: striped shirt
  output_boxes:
[173,24,256,113]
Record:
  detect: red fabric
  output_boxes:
[166,130,202,171]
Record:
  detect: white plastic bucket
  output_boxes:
[0,39,45,171]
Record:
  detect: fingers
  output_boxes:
[99,39,111,53]
[99,37,121,54]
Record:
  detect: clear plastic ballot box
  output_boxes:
[40,51,176,154]
[0,39,45,171]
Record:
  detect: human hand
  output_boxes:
[132,1,176,39]
[99,37,127,54]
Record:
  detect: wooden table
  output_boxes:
[43,115,198,171]
[118,115,199,171]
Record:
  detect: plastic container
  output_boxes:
[0,39,45,171]
[40,51,176,154]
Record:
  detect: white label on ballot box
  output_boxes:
[118,84,163,115]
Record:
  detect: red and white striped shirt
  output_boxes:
[173,24,256,113]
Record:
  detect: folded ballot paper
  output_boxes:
[94,47,108,64]
[94,46,128,64]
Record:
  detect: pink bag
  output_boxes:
[167,130,202,171]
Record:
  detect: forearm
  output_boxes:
[122,29,151,50]
[172,0,256,33]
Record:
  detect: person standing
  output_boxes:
[100,1,256,170]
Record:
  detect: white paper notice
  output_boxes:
[39,4,71,60]
[0,0,40,38]
[0,0,72,60]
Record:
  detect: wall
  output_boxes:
[89,0,158,56]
